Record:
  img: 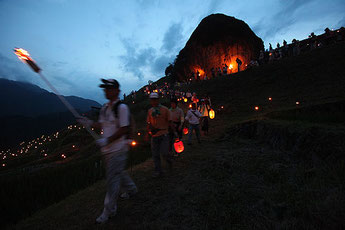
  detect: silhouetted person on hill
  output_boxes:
[277,43,280,49]
[211,67,216,78]
[196,70,200,81]
[236,58,242,72]
[269,43,273,51]
[78,79,137,224]
[283,40,287,47]
[222,65,228,75]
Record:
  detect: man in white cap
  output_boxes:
[78,79,137,224]
[146,92,175,177]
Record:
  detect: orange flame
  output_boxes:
[131,141,137,146]
[14,48,30,61]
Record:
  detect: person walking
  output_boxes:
[78,79,137,224]
[146,93,175,177]
[185,103,202,145]
[198,99,211,135]
[170,98,184,140]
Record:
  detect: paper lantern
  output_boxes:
[174,139,184,153]
[183,127,189,135]
[184,98,188,103]
[254,106,259,111]
[209,109,215,119]
[131,141,137,146]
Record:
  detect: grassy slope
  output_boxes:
[13,43,345,229]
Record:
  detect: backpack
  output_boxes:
[112,101,136,139]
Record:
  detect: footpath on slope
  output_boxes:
[13,116,345,230]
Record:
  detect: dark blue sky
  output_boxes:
[0,0,344,103]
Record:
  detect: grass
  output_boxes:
[12,124,345,229]
[5,42,345,229]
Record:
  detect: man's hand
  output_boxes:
[77,117,94,127]
[96,137,108,147]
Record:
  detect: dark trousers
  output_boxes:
[188,124,201,144]
[151,134,170,173]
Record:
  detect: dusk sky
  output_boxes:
[0,0,344,104]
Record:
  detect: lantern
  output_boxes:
[296,101,300,105]
[209,109,215,119]
[189,104,192,108]
[183,127,189,135]
[174,139,184,153]
[254,106,259,111]
[184,98,188,103]
[131,141,137,146]
[268,97,272,101]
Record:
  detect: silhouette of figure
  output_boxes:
[236,58,242,72]
[283,40,287,47]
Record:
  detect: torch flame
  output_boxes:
[14,48,30,61]
[229,64,233,69]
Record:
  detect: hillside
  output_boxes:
[0,79,100,117]
[0,79,101,149]
[5,42,345,229]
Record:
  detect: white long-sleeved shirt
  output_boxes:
[185,109,201,125]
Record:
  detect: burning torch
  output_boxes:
[13,48,99,140]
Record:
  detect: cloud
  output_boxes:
[119,22,183,80]
[337,16,345,27]
[206,0,225,14]
[161,22,184,52]
[119,38,156,80]
[0,52,36,83]
[253,0,315,39]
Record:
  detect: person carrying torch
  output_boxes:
[78,79,137,224]
[14,48,136,224]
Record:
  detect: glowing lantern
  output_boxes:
[174,139,184,153]
[221,106,224,109]
[184,98,188,103]
[189,104,192,108]
[137,132,141,136]
[61,154,66,159]
[255,106,259,111]
[183,127,189,135]
[131,141,137,147]
[296,101,300,105]
[268,97,272,101]
[209,109,215,119]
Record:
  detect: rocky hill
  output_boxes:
[173,14,264,81]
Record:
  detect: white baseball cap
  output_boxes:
[149,92,159,99]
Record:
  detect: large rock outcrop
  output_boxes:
[173,14,264,81]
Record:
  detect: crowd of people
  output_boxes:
[259,27,345,64]
[78,79,213,224]
[73,26,345,224]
